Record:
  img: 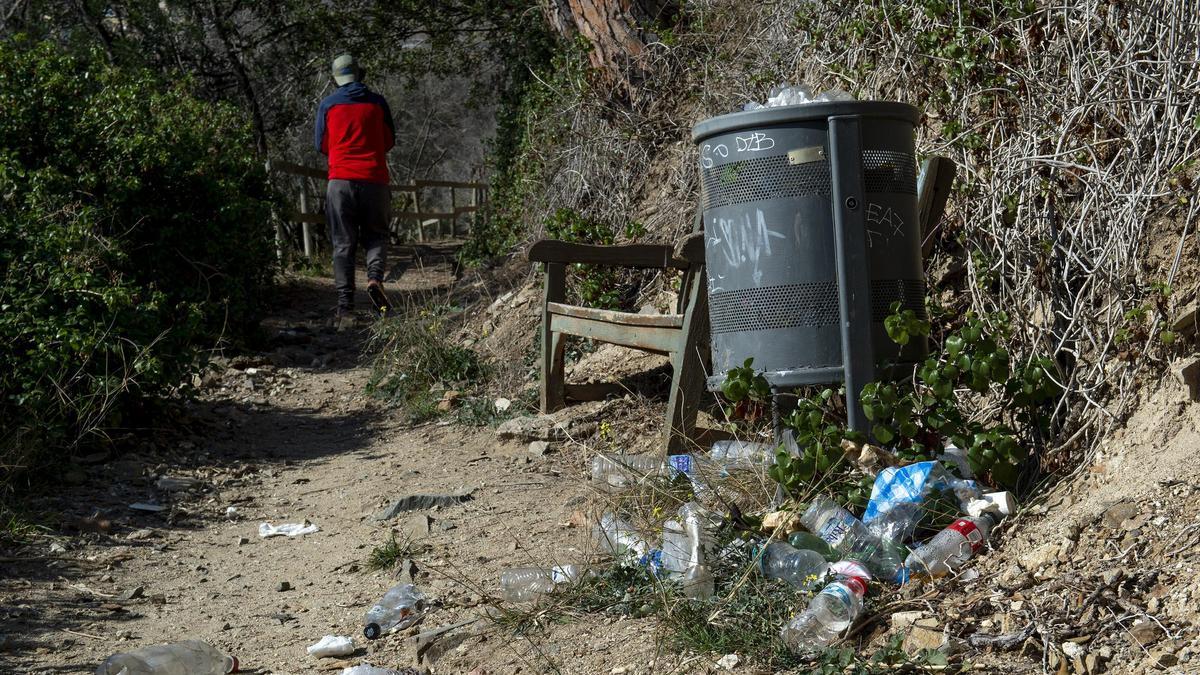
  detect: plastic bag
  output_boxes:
[307,635,355,658]
[862,461,980,543]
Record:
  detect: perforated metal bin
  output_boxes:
[693,101,927,392]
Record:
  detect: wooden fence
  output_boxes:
[267,159,487,261]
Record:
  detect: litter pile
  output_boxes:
[498,439,1017,657]
[742,83,856,111]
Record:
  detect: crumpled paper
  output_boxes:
[258,521,319,538]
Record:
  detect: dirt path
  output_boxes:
[1,267,671,675]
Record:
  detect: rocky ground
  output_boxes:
[3,260,1199,675]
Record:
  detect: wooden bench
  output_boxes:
[527,156,956,455]
[528,231,708,454]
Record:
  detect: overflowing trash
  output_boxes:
[570,431,1018,656]
[258,521,319,538]
[96,640,237,674]
[306,635,355,658]
[363,583,426,639]
[742,83,856,111]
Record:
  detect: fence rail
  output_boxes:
[266,159,487,261]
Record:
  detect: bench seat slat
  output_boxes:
[548,312,681,354]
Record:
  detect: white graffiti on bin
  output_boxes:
[865,202,905,248]
[700,143,730,169]
[709,209,786,285]
[735,132,775,153]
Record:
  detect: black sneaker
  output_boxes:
[367,280,392,315]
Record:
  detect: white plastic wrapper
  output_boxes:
[307,635,355,658]
[258,521,320,538]
[742,84,856,111]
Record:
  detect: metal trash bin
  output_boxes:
[693,101,927,393]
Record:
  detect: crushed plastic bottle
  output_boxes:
[590,454,664,488]
[788,531,837,561]
[800,495,904,583]
[758,541,829,589]
[96,640,237,675]
[593,512,651,559]
[905,513,998,578]
[679,502,714,599]
[499,565,590,602]
[363,583,426,640]
[779,576,868,652]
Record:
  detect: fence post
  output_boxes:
[414,188,424,243]
[299,187,313,259]
[267,160,285,264]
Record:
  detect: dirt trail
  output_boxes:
[0,266,669,675]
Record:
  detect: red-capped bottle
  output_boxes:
[904,513,997,578]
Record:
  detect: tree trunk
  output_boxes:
[543,0,677,99]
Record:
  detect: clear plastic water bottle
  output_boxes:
[96,640,237,675]
[679,502,713,599]
[758,541,829,589]
[779,576,867,652]
[590,454,664,488]
[708,440,775,468]
[801,495,904,582]
[659,519,690,576]
[593,512,650,559]
[499,565,589,602]
[363,583,426,640]
[905,513,996,578]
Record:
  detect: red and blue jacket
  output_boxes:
[314,82,395,184]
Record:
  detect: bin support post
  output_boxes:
[828,116,875,434]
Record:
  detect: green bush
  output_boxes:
[0,40,275,482]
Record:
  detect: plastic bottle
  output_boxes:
[593,512,650,559]
[708,440,775,468]
[499,565,589,602]
[905,513,996,578]
[679,502,713,599]
[758,541,830,589]
[659,519,690,577]
[363,583,426,640]
[788,531,837,561]
[590,454,664,488]
[800,495,903,582]
[96,640,237,675]
[779,576,867,652]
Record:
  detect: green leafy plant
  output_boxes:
[719,358,772,422]
[0,40,275,484]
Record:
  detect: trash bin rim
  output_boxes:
[691,101,920,144]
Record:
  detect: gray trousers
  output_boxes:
[326,179,390,310]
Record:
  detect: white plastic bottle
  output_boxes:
[363,583,426,640]
[590,454,664,488]
[905,513,996,578]
[758,541,830,589]
[96,640,237,675]
[779,576,867,652]
[801,495,903,582]
[499,565,589,602]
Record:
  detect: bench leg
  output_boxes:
[540,262,567,413]
[541,328,567,413]
[664,269,709,455]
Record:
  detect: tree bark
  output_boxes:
[205,0,268,154]
[543,0,677,98]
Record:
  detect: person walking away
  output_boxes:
[314,53,395,324]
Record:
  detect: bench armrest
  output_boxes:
[528,240,691,269]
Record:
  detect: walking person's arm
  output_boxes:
[379,96,396,152]
[314,100,329,155]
